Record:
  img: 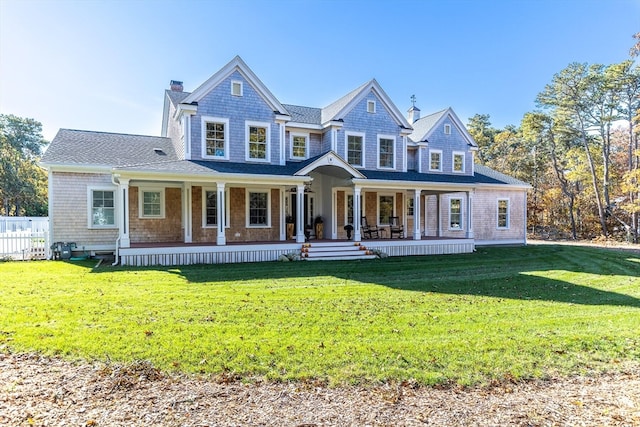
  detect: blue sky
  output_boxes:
[1,0,638,142]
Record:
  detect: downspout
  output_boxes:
[111,174,121,266]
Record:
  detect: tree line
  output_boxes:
[0,114,48,216]
[468,36,639,242]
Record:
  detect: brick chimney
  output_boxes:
[170,80,183,92]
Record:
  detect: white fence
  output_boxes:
[0,217,50,260]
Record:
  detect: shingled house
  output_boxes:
[41,56,530,265]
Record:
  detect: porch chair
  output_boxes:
[361,216,380,239]
[390,216,404,239]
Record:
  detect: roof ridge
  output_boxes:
[59,129,168,139]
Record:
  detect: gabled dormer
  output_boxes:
[408,107,478,176]
[162,56,291,164]
[320,79,413,172]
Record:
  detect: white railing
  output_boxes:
[0,216,49,233]
[0,230,50,260]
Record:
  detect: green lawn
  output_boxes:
[0,245,638,386]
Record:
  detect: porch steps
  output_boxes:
[301,241,377,261]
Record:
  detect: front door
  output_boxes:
[291,194,314,230]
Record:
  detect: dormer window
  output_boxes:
[444,124,451,135]
[453,151,465,173]
[231,80,243,96]
[367,100,376,113]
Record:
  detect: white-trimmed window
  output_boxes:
[139,188,165,219]
[378,194,395,225]
[497,199,510,229]
[444,124,451,135]
[449,198,462,230]
[407,197,414,217]
[201,116,229,159]
[88,187,116,228]
[202,188,230,228]
[345,193,364,225]
[247,190,270,227]
[346,131,365,167]
[231,80,243,96]
[378,135,395,169]
[290,132,308,159]
[367,100,376,113]
[246,121,270,161]
[429,149,442,172]
[453,151,465,173]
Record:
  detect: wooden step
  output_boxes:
[301,242,377,261]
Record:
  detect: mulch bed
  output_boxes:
[1,352,639,426]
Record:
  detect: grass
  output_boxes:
[0,245,638,386]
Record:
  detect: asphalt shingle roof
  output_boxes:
[282,104,322,125]
[41,129,179,167]
[166,89,191,106]
[320,80,371,124]
[408,109,447,143]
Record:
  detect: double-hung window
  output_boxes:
[449,198,462,230]
[246,121,270,161]
[202,116,228,159]
[89,188,116,228]
[378,135,395,169]
[290,133,308,159]
[247,190,270,227]
[139,188,164,218]
[407,197,414,217]
[452,151,465,173]
[346,132,365,167]
[203,188,229,227]
[429,150,442,171]
[497,199,510,229]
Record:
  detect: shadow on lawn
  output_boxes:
[92,245,640,308]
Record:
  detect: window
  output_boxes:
[378,195,394,225]
[202,188,230,228]
[247,190,270,227]
[345,193,363,225]
[378,135,395,169]
[429,150,442,171]
[346,132,365,167]
[290,133,308,159]
[246,121,270,161]
[407,197,414,217]
[444,124,451,135]
[201,116,229,159]
[498,199,510,229]
[453,151,465,173]
[89,188,116,228]
[367,100,376,113]
[449,198,462,229]
[231,80,243,96]
[139,188,165,218]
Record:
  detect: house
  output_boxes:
[40,56,530,266]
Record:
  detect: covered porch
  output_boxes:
[119,237,475,266]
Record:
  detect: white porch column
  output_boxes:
[279,189,285,241]
[119,179,130,248]
[216,182,226,245]
[353,186,362,241]
[417,145,423,173]
[466,190,474,239]
[182,183,192,243]
[413,189,421,240]
[437,194,442,237]
[296,184,305,243]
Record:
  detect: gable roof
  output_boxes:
[41,129,178,169]
[181,56,289,116]
[321,79,412,129]
[409,107,478,148]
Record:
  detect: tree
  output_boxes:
[536,62,609,236]
[466,114,497,165]
[0,114,48,216]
